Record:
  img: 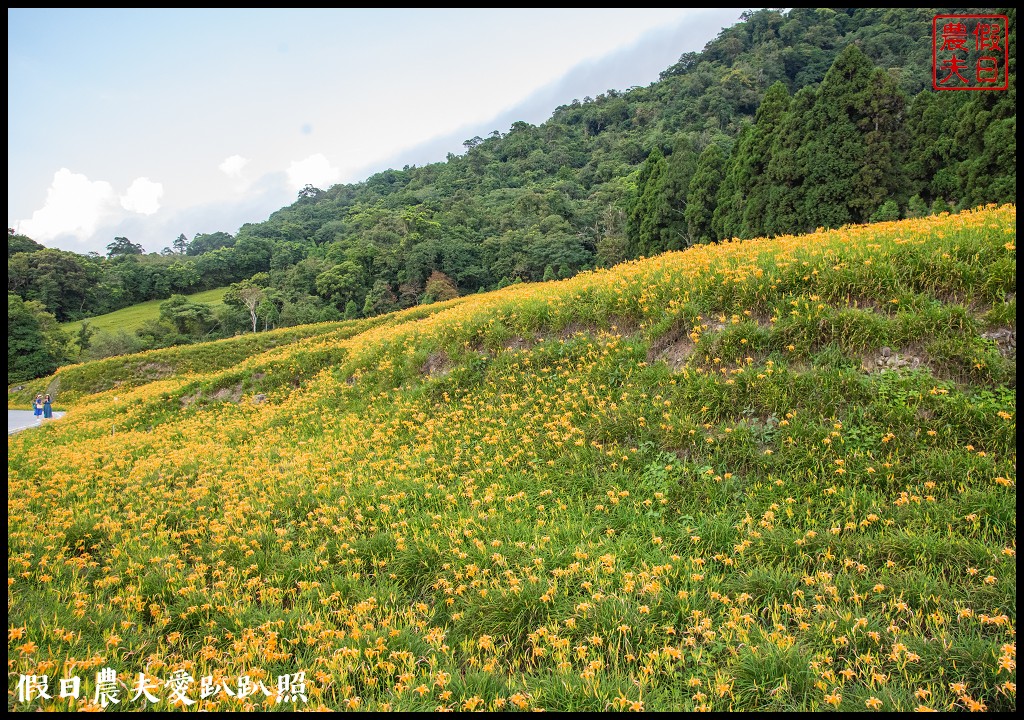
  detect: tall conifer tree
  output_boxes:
[627,147,661,256]
[636,148,668,256]
[801,44,875,230]
[713,82,792,241]
[685,143,726,246]
[656,136,698,250]
[712,126,750,241]
[740,81,791,238]
[764,87,815,236]
[904,90,965,205]
[855,67,909,219]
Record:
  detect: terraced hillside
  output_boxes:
[7,206,1016,712]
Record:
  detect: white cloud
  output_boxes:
[18,168,119,242]
[286,153,340,192]
[219,154,249,177]
[120,177,163,215]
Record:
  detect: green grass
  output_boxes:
[59,287,229,336]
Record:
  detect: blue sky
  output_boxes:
[8,8,749,255]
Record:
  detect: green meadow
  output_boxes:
[59,287,229,336]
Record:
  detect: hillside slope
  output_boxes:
[8,207,1016,711]
[58,287,230,337]
[11,10,1015,349]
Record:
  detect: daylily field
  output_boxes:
[7,206,1016,711]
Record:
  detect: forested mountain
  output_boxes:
[8,7,1016,382]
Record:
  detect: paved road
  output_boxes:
[8,410,66,434]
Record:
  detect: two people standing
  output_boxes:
[32,394,53,423]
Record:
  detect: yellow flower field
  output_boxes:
[8,206,1016,711]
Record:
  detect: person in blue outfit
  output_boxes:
[42,394,53,420]
[33,394,44,424]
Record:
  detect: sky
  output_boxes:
[8,8,750,256]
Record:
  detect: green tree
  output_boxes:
[279,295,341,326]
[159,294,215,336]
[134,318,185,350]
[106,236,144,258]
[186,231,235,257]
[298,184,324,201]
[85,329,145,360]
[904,90,965,205]
[102,255,153,307]
[627,141,696,255]
[315,261,365,310]
[165,262,201,294]
[635,147,668,256]
[855,68,909,219]
[7,248,103,321]
[799,45,907,229]
[8,294,69,383]
[655,136,698,250]
[192,248,236,288]
[906,194,928,218]
[712,126,749,241]
[523,226,589,281]
[626,147,663,256]
[764,87,815,236]
[362,279,400,317]
[869,199,900,222]
[8,228,44,257]
[740,81,791,238]
[800,45,874,230]
[594,205,629,268]
[955,106,1016,207]
[76,320,95,354]
[685,143,726,246]
[257,296,280,331]
[952,7,1016,207]
[172,233,189,255]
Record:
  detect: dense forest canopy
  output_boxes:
[8,7,1016,382]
